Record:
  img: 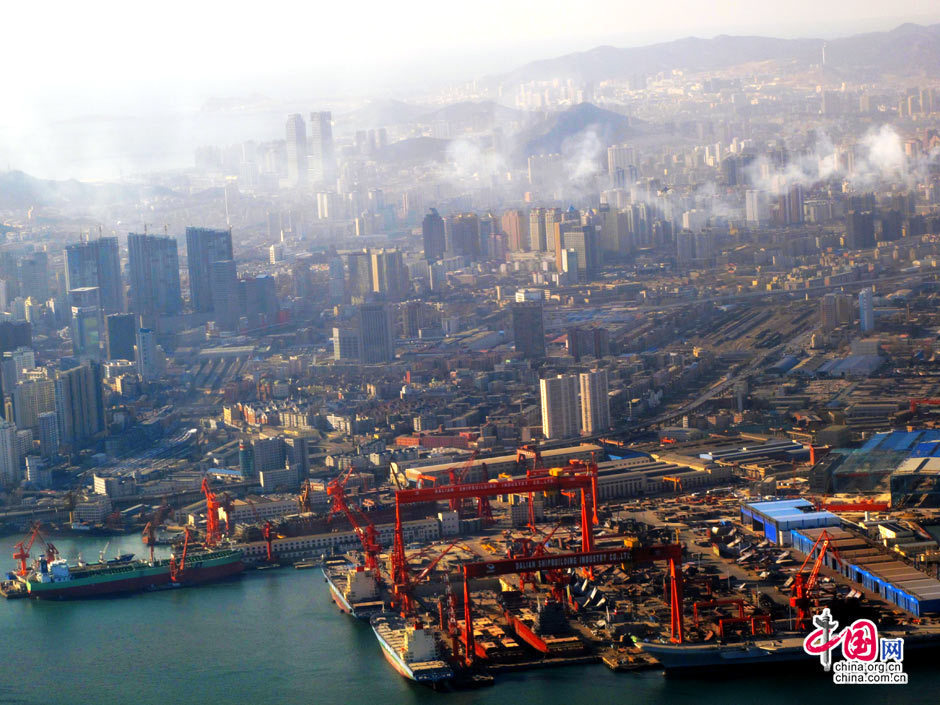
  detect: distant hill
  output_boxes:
[496,22,940,84]
[416,100,524,126]
[373,137,450,164]
[516,103,646,159]
[0,171,173,208]
[341,99,428,129]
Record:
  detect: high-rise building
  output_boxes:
[135,328,159,380]
[70,299,103,359]
[745,190,768,227]
[332,325,360,360]
[346,251,373,299]
[540,374,579,439]
[285,114,307,187]
[501,209,530,253]
[127,233,182,322]
[209,260,240,331]
[422,209,446,262]
[13,377,55,432]
[64,237,122,313]
[560,225,600,276]
[528,208,548,252]
[38,411,58,459]
[445,213,480,259]
[859,288,875,333]
[566,326,611,361]
[819,293,852,331]
[607,144,636,185]
[371,249,408,301]
[511,301,545,359]
[358,303,394,364]
[238,439,255,479]
[580,370,610,434]
[185,227,234,314]
[18,252,49,302]
[0,420,18,486]
[309,111,335,184]
[106,313,137,361]
[54,361,105,448]
[846,211,875,250]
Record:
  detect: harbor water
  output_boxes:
[0,534,936,705]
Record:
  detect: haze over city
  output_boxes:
[3,2,940,703]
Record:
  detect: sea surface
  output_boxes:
[0,533,936,705]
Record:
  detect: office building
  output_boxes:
[309,111,335,184]
[332,325,360,361]
[820,293,853,331]
[106,313,137,361]
[580,370,610,434]
[54,361,105,448]
[0,420,18,486]
[358,303,394,364]
[511,301,545,359]
[18,252,49,302]
[501,209,529,252]
[445,213,480,259]
[859,288,875,333]
[846,211,875,250]
[607,144,636,185]
[64,237,122,314]
[346,251,373,299]
[371,249,408,301]
[209,260,240,331]
[127,233,182,321]
[13,378,55,432]
[70,303,103,359]
[745,190,768,227]
[135,328,159,380]
[529,208,548,252]
[285,114,307,187]
[540,374,580,439]
[422,209,446,262]
[185,227,234,314]
[560,225,600,276]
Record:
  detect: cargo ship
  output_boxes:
[371,613,454,686]
[22,548,244,600]
[637,636,811,674]
[501,594,583,655]
[321,557,384,618]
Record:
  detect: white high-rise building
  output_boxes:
[540,375,579,439]
[135,328,159,380]
[745,189,768,227]
[38,411,59,459]
[0,421,19,487]
[859,288,875,333]
[285,114,307,187]
[580,370,610,434]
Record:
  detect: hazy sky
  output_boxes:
[7,0,939,115]
[3,0,939,179]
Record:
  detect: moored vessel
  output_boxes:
[371,612,454,685]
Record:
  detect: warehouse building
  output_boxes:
[791,526,940,617]
[740,499,840,545]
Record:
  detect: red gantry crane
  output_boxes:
[790,529,842,630]
[391,468,599,614]
[460,543,685,666]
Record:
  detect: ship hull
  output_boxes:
[26,552,244,600]
[371,614,454,685]
[638,638,812,675]
[321,566,383,619]
[504,611,550,653]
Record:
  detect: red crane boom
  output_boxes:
[201,477,222,547]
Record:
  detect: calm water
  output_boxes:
[0,534,936,705]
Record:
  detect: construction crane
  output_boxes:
[298,480,314,513]
[910,398,940,414]
[447,450,479,514]
[169,527,192,582]
[326,468,381,574]
[201,477,222,547]
[790,529,842,630]
[141,502,172,564]
[12,524,56,576]
[261,521,276,563]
